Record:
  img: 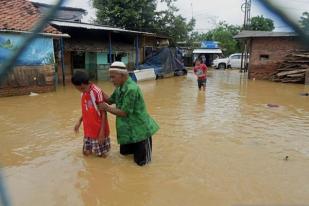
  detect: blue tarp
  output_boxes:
[138,48,185,76]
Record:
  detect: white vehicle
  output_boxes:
[212,53,249,69]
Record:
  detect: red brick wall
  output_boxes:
[0,65,56,97]
[248,37,303,80]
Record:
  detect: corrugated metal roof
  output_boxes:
[234,30,298,39]
[50,20,158,36]
[193,48,222,54]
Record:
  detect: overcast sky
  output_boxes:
[32,0,309,32]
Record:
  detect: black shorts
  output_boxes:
[197,79,207,89]
[120,137,152,166]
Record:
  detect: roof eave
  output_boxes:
[0,29,70,38]
[50,20,168,38]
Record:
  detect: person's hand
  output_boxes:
[74,121,81,133]
[98,132,106,144]
[97,102,109,111]
[102,91,110,102]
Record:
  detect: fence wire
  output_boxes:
[0,170,10,206]
[260,0,309,45]
[0,0,66,82]
[0,1,308,205]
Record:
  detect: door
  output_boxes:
[72,51,85,70]
[229,54,241,68]
[85,52,97,80]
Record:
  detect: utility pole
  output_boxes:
[242,0,251,29]
[191,2,194,20]
[240,0,251,73]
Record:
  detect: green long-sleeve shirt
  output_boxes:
[109,78,159,145]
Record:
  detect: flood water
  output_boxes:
[0,70,309,206]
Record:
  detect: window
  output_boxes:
[72,51,85,69]
[231,55,240,59]
[260,54,269,61]
[108,54,116,63]
[115,52,127,61]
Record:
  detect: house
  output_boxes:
[32,2,168,83]
[192,41,223,66]
[0,0,169,97]
[0,0,68,97]
[234,30,306,81]
[49,20,168,83]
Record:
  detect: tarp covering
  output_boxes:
[138,47,185,76]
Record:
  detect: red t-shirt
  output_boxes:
[194,64,207,80]
[81,83,110,139]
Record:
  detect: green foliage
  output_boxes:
[191,22,241,55]
[248,15,274,31]
[92,0,195,46]
[93,0,157,30]
[300,12,309,32]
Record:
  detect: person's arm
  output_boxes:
[74,116,82,133]
[107,90,116,105]
[193,68,197,76]
[101,104,127,117]
[102,91,111,104]
[98,88,136,117]
[202,64,207,77]
[97,110,107,143]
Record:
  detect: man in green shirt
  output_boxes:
[98,61,159,166]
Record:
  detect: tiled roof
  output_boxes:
[0,0,61,34]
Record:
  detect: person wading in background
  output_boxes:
[194,59,208,91]
[98,62,159,166]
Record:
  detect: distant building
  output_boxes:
[0,0,67,97]
[234,30,305,80]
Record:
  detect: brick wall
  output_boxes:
[0,65,56,97]
[248,37,303,80]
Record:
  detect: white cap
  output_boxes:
[109,61,127,73]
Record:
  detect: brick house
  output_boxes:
[0,0,67,97]
[234,30,305,80]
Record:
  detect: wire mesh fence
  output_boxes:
[0,0,308,205]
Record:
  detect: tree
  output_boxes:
[191,22,241,55]
[248,15,274,31]
[154,5,195,46]
[92,0,157,30]
[300,12,309,32]
[92,0,195,46]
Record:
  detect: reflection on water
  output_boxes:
[0,70,309,206]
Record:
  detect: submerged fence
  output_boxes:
[0,0,308,204]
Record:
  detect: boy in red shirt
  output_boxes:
[72,70,110,157]
[193,59,208,91]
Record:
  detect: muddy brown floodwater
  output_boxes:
[0,70,309,206]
